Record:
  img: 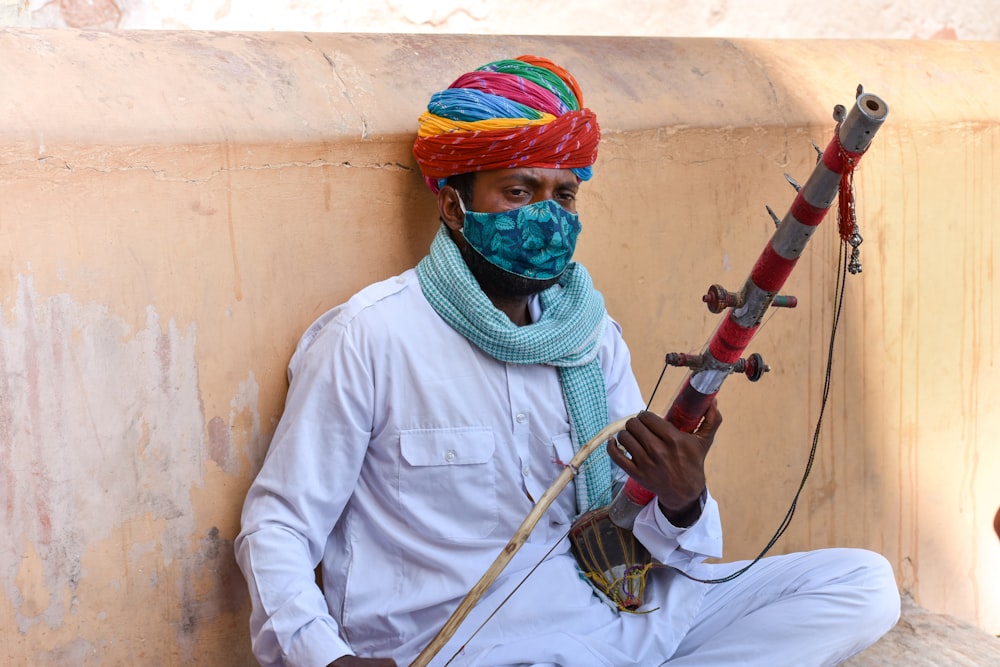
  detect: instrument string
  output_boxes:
[645,364,669,412]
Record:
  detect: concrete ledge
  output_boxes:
[4,29,998,148]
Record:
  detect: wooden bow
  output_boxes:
[408,414,634,667]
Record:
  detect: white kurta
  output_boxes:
[235,268,726,667]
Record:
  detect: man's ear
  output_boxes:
[437,185,465,233]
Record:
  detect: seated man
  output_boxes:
[235,54,900,667]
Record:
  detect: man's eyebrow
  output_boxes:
[498,173,542,187]
[497,173,579,190]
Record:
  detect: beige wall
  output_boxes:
[1,29,998,664]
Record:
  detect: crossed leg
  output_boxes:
[664,548,900,667]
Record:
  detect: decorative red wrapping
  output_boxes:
[821,134,865,174]
[708,317,760,364]
[622,478,656,505]
[789,191,828,227]
[666,380,719,432]
[750,244,798,292]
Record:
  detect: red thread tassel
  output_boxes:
[837,138,858,242]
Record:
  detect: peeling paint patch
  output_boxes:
[0,274,204,634]
[32,638,98,666]
[206,372,261,475]
[177,525,247,655]
[206,416,233,472]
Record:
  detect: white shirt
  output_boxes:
[236,268,724,667]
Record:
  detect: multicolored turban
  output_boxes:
[412,55,601,193]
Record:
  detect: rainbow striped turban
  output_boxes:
[412,55,601,193]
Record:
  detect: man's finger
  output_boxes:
[606,436,639,476]
[694,400,723,437]
[613,427,645,462]
[634,409,683,444]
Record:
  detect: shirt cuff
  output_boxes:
[632,489,724,565]
[284,614,353,667]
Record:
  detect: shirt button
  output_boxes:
[445,450,456,463]
[395,276,406,284]
[515,413,526,423]
[522,465,531,477]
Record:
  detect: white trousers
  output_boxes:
[464,547,900,667]
[664,547,901,666]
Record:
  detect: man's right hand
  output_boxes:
[329,657,397,667]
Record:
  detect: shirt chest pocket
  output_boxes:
[398,427,498,541]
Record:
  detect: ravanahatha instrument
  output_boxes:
[607,87,889,530]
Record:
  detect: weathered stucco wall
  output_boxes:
[1,29,998,664]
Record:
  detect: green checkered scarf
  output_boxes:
[416,224,613,514]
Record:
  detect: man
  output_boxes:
[236,55,900,667]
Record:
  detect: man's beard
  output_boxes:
[459,241,562,298]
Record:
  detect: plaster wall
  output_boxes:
[1,29,998,664]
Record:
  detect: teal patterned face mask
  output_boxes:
[459,199,582,280]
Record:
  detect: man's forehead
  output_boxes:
[479,167,580,188]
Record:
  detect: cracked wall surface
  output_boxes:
[1,29,999,664]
